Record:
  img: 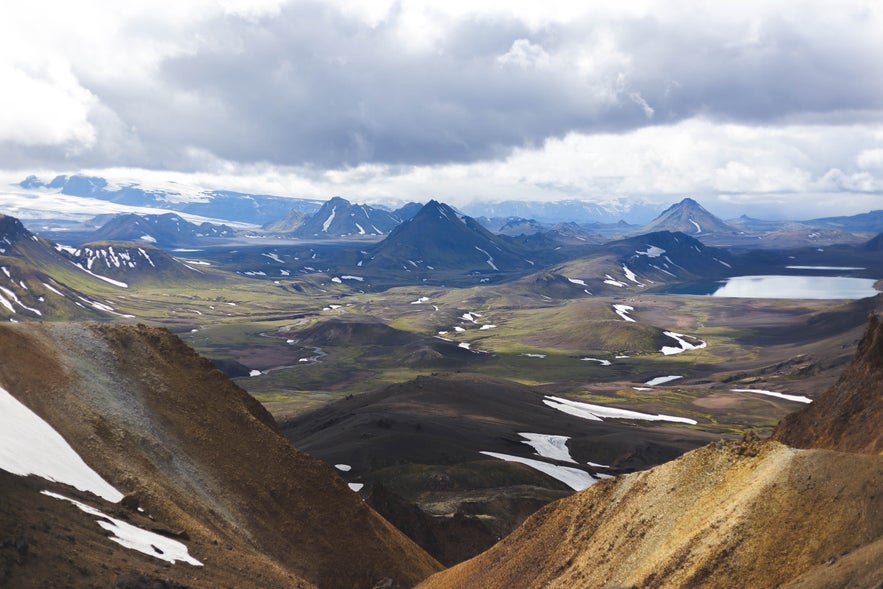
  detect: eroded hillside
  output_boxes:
[0,322,441,588]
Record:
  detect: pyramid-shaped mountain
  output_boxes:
[90,213,235,247]
[638,197,736,236]
[293,196,402,237]
[607,230,737,280]
[364,201,537,273]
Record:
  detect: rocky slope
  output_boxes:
[417,315,883,589]
[0,322,441,588]
[772,313,883,454]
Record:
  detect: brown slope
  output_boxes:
[417,440,883,589]
[0,322,441,589]
[771,313,883,454]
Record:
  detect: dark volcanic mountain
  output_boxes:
[0,214,141,320]
[417,318,883,589]
[638,197,737,236]
[89,212,235,247]
[362,200,540,276]
[293,196,402,237]
[0,323,441,588]
[283,372,717,565]
[58,242,215,286]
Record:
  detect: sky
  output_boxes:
[1,0,882,220]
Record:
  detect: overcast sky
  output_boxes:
[1,0,882,219]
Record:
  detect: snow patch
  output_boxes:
[0,385,124,503]
[519,433,577,464]
[644,375,683,386]
[41,492,202,566]
[480,451,597,491]
[335,464,352,472]
[730,388,812,404]
[581,357,612,366]
[660,331,707,355]
[636,246,665,257]
[612,304,635,322]
[348,483,364,492]
[543,395,696,424]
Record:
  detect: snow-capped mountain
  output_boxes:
[292,196,403,237]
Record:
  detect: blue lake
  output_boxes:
[666,275,880,300]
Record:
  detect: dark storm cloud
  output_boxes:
[4,2,882,173]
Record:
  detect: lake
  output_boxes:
[665,275,880,300]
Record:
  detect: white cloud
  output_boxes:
[497,39,550,69]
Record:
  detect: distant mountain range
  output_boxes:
[291,196,403,237]
[19,174,324,225]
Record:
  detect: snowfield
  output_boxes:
[645,375,683,386]
[0,385,124,503]
[42,491,203,566]
[660,331,707,355]
[543,395,697,424]
[479,451,597,491]
[730,388,813,404]
[519,433,577,463]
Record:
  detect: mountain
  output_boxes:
[283,372,717,566]
[88,213,235,247]
[292,196,403,237]
[262,207,307,233]
[0,214,142,320]
[541,230,737,297]
[57,241,215,286]
[809,209,883,233]
[638,197,737,236]
[19,175,323,225]
[361,200,541,276]
[865,232,883,251]
[461,199,663,225]
[417,316,883,589]
[393,201,425,222]
[0,322,442,588]
[772,313,883,453]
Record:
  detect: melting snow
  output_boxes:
[475,246,498,270]
[520,353,546,358]
[249,370,262,377]
[644,375,683,386]
[411,297,430,304]
[568,278,587,286]
[581,358,612,366]
[519,433,577,463]
[543,395,697,425]
[660,331,707,355]
[71,263,128,288]
[689,218,702,233]
[0,385,124,503]
[41,492,202,566]
[335,464,352,472]
[612,304,635,322]
[730,388,812,404]
[458,342,471,350]
[348,483,364,492]
[479,324,496,330]
[262,252,284,263]
[479,451,597,491]
[622,264,643,285]
[604,275,626,287]
[636,246,666,258]
[322,206,337,232]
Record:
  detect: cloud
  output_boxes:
[0,0,881,220]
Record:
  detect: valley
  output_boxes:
[1,188,881,586]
